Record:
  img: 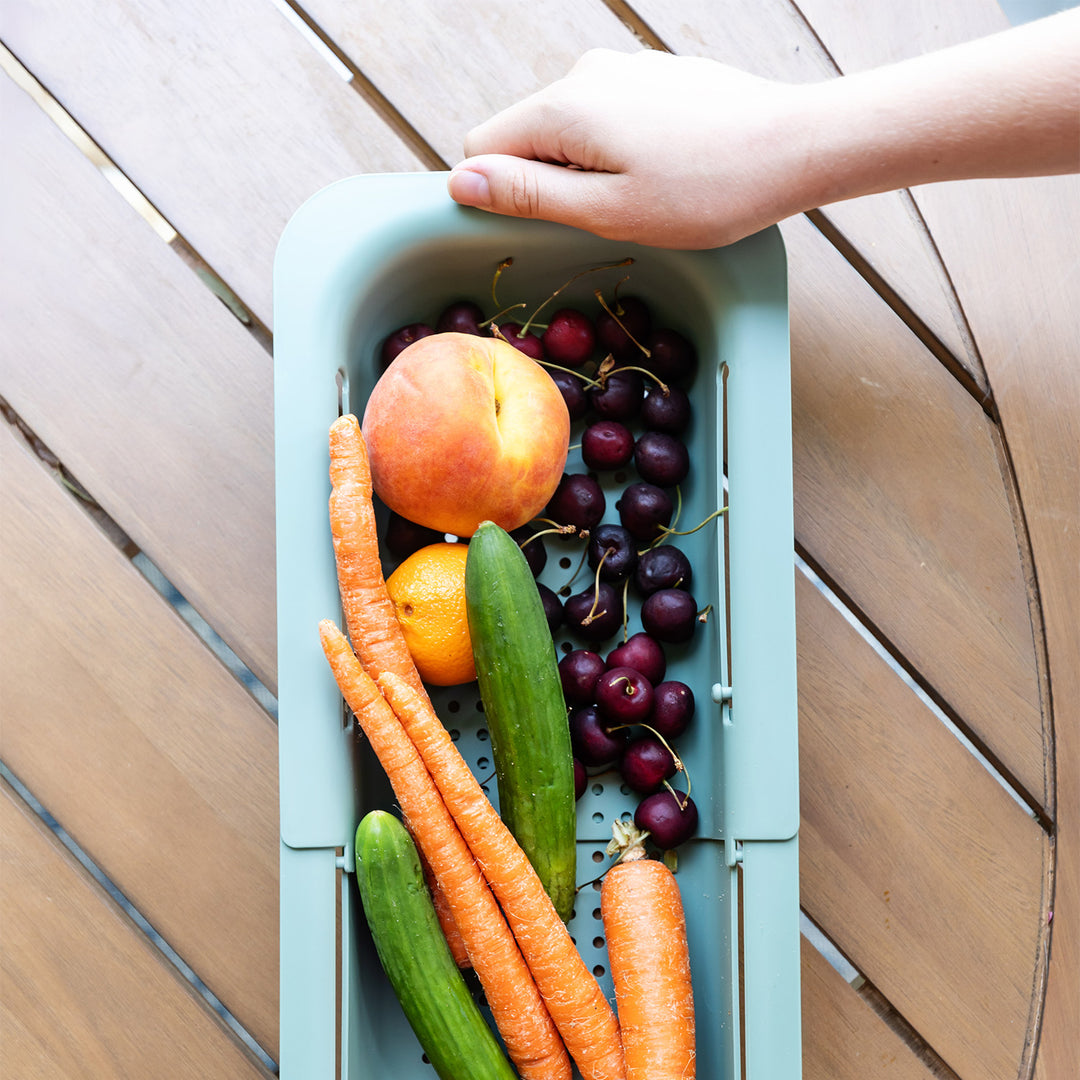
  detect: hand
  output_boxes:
[447,49,817,249]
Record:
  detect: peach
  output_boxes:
[361,332,570,537]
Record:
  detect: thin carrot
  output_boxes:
[378,670,627,1080]
[327,413,426,699]
[601,848,695,1080]
[417,843,471,969]
[320,619,571,1080]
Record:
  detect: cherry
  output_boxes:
[380,322,434,369]
[641,385,692,435]
[558,649,607,706]
[581,420,635,471]
[635,544,693,595]
[596,667,654,725]
[563,582,622,642]
[633,431,690,488]
[569,705,629,769]
[547,368,589,420]
[597,296,652,360]
[606,632,666,686]
[635,790,698,848]
[643,328,697,384]
[511,525,547,577]
[496,322,544,360]
[616,482,673,542]
[651,681,695,739]
[537,582,564,633]
[589,367,644,421]
[541,308,595,367]
[619,735,676,794]
[641,588,698,644]
[547,473,606,532]
[384,511,444,561]
[436,300,485,335]
[587,524,638,582]
[574,758,587,800]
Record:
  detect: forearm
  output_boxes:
[798,9,1080,211]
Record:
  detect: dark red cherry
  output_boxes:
[620,735,676,794]
[541,308,595,367]
[635,790,698,847]
[497,322,544,360]
[595,667,654,725]
[651,681,695,739]
[380,323,434,369]
[641,588,698,644]
[641,385,692,435]
[581,420,635,471]
[596,296,652,359]
[605,633,666,686]
[436,300,485,335]
[547,473,606,532]
[569,705,629,769]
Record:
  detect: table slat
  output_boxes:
[1,0,426,328]
[797,570,1047,1080]
[783,211,1046,807]
[1,70,277,691]
[0,421,280,1059]
[0,780,273,1079]
[801,938,938,1080]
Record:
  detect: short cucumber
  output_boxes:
[465,520,577,922]
[354,811,517,1080]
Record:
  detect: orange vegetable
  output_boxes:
[379,670,627,1080]
[327,413,426,698]
[320,620,570,1080]
[601,835,695,1080]
[417,843,471,970]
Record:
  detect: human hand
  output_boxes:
[447,48,818,249]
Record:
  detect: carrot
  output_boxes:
[601,839,695,1080]
[378,670,627,1080]
[320,619,571,1080]
[417,843,471,969]
[327,414,426,699]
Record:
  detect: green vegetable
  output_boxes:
[354,811,517,1080]
[465,520,577,921]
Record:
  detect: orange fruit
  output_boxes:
[385,542,476,687]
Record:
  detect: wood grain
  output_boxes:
[801,938,938,1080]
[0,780,273,1079]
[0,0,426,327]
[0,420,280,1058]
[796,569,1048,1080]
[0,70,277,691]
[783,211,1046,807]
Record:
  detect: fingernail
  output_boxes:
[448,168,491,208]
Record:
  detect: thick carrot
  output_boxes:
[320,620,571,1080]
[327,414,426,699]
[601,854,695,1080]
[378,670,627,1080]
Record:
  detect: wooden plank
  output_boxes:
[801,938,938,1080]
[300,0,642,165]
[0,70,276,691]
[1,0,426,327]
[0,780,273,1079]
[782,211,1046,807]
[0,419,280,1058]
[796,569,1048,1080]
[789,7,1079,1075]
[612,0,987,387]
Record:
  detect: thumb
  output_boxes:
[447,154,624,236]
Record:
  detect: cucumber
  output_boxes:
[465,520,577,922]
[354,811,517,1080]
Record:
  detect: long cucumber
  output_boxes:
[353,811,517,1080]
[465,520,577,921]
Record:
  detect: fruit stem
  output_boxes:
[536,358,603,388]
[595,289,651,358]
[581,549,610,625]
[657,505,728,540]
[490,256,514,306]
[518,257,635,338]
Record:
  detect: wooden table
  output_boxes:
[2,2,1076,1077]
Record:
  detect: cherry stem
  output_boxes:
[581,549,610,624]
[594,357,668,396]
[491,257,514,307]
[658,505,728,539]
[522,521,581,545]
[518,257,635,338]
[537,358,604,388]
[595,289,651,358]
[663,779,693,810]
